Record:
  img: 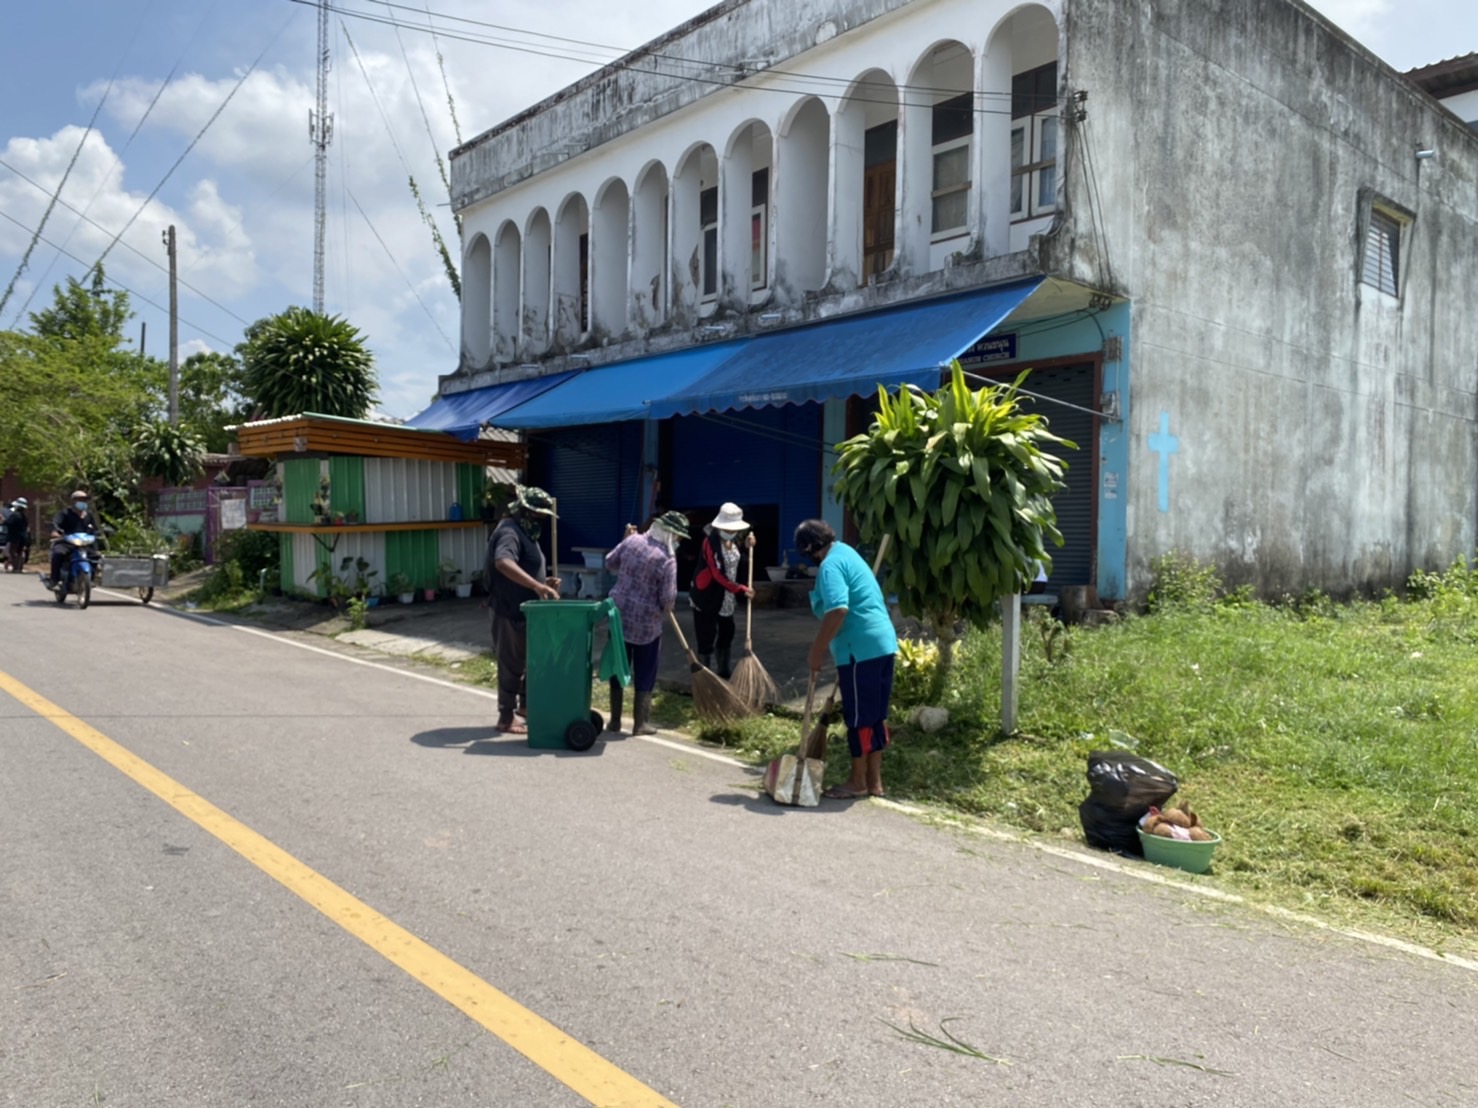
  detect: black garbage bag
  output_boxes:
[1079,751,1178,854]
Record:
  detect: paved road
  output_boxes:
[3,575,1476,1107]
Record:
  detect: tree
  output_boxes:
[177,350,249,452]
[0,271,160,504]
[134,420,206,487]
[832,361,1071,697]
[239,307,377,420]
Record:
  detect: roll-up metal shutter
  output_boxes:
[530,423,644,564]
[1016,364,1097,588]
[668,404,822,567]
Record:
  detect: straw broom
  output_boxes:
[728,540,776,713]
[667,610,748,723]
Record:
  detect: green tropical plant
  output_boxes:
[832,360,1071,698]
[133,419,206,487]
[239,307,377,419]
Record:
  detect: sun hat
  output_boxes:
[512,484,558,517]
[709,502,746,532]
[653,510,691,540]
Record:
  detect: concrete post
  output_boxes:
[1000,592,1022,733]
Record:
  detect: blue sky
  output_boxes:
[1,0,1474,421]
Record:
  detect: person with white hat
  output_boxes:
[688,502,755,679]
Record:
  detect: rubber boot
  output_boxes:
[632,692,657,736]
[698,652,713,672]
[606,678,624,732]
[715,646,732,679]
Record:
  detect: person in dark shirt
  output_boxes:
[3,498,31,570]
[484,484,560,734]
[49,489,99,587]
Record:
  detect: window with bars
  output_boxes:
[1361,207,1403,297]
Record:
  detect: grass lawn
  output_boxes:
[672,586,1478,961]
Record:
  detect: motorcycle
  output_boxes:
[42,532,99,608]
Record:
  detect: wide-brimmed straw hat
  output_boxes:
[709,502,746,532]
[654,510,691,540]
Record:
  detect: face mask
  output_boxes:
[518,516,542,540]
[74,502,88,512]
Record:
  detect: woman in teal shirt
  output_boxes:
[796,519,898,799]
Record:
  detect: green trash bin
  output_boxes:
[520,597,630,751]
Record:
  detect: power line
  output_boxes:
[0,155,251,326]
[346,0,1029,103]
[86,11,296,278]
[0,207,237,349]
[344,185,454,351]
[12,0,225,326]
[286,0,1057,119]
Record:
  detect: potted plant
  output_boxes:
[440,558,472,599]
[388,571,414,604]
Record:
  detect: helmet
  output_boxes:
[12,497,25,509]
[511,484,557,517]
[70,489,88,503]
[653,510,691,540]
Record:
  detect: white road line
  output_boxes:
[113,591,1478,976]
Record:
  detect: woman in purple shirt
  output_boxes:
[605,510,690,736]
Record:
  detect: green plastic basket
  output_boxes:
[1138,827,1221,874]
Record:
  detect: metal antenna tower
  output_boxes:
[309,0,334,313]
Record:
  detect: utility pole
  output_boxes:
[309,0,334,313]
[163,224,179,425]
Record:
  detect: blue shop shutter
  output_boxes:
[1014,364,1096,588]
[530,423,644,565]
[669,404,822,566]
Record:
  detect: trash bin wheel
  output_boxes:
[564,718,599,752]
[588,709,603,732]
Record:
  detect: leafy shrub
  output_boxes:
[1146,550,1223,612]
[215,528,279,583]
[892,637,940,708]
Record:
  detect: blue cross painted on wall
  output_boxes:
[1147,411,1179,514]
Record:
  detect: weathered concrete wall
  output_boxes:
[1058,0,1478,598]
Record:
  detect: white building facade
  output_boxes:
[419,0,1478,602]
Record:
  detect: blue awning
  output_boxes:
[404,371,578,440]
[492,341,752,429]
[646,277,1044,418]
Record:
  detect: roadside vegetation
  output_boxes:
[187,531,1478,958]
[678,552,1478,958]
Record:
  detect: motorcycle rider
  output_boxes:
[4,497,30,570]
[49,490,99,589]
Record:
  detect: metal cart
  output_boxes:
[98,553,171,604]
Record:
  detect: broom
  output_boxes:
[728,540,776,713]
[667,609,748,723]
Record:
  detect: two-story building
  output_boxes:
[412,0,1478,602]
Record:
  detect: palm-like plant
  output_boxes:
[832,360,1072,696]
[240,308,377,420]
[133,419,206,487]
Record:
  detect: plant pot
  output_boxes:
[1137,827,1221,874]
[366,596,379,608]
[422,588,436,601]
[454,583,472,599]
[398,592,415,605]
[765,566,788,582]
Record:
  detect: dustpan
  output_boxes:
[763,673,826,807]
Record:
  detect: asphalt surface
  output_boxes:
[3,572,1477,1107]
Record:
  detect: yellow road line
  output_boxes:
[0,669,677,1108]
